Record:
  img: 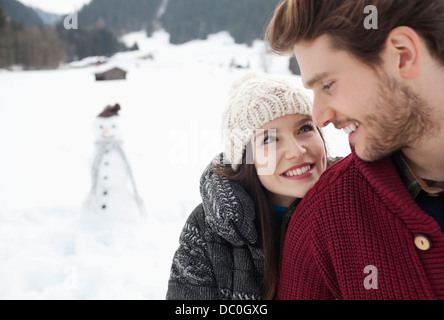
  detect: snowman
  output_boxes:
[83,104,145,218]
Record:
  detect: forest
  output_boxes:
[0,0,281,69]
[0,6,64,69]
[160,0,280,45]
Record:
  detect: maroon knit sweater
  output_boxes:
[277,152,444,300]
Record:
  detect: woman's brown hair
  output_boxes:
[214,145,285,300]
[265,0,444,68]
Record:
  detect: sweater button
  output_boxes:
[414,234,432,251]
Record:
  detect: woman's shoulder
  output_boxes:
[182,203,208,236]
[197,154,259,246]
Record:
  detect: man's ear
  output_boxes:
[385,26,421,79]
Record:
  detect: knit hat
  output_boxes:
[222,72,312,170]
[98,104,121,117]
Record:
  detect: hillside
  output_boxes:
[0,5,64,69]
[33,7,63,26]
[78,0,162,35]
[0,0,285,69]
[0,0,43,26]
[0,0,130,68]
[74,0,280,45]
[161,0,280,45]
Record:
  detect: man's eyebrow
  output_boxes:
[305,72,330,89]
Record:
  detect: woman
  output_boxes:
[167,72,331,300]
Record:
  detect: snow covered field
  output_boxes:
[0,30,350,299]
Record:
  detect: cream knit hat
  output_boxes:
[222,72,313,170]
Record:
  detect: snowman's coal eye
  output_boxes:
[100,125,103,129]
[112,125,116,129]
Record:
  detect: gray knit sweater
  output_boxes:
[166,154,265,300]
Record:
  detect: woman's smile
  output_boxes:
[280,163,315,180]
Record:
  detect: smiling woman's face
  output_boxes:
[252,114,327,207]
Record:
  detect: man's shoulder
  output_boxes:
[312,152,357,191]
[299,152,372,211]
[301,151,401,211]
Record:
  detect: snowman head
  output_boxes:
[94,104,123,141]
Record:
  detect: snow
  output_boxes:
[0,30,350,300]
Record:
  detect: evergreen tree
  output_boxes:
[78,0,162,34]
[0,6,6,29]
[160,0,280,45]
[0,19,64,69]
[56,23,128,61]
[0,0,43,26]
[289,56,301,76]
[1,0,285,69]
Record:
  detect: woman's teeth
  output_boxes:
[343,122,360,135]
[283,165,311,177]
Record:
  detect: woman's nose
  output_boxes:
[285,138,306,160]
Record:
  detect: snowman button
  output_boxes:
[102,204,106,210]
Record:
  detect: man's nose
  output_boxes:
[312,94,335,128]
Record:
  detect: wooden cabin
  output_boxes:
[95,67,127,81]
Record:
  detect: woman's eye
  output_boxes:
[263,136,277,145]
[299,124,315,133]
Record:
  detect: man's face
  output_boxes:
[294,35,435,162]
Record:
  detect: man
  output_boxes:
[266,0,444,299]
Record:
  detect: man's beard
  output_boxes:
[356,72,439,162]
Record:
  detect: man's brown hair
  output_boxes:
[265,0,444,67]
